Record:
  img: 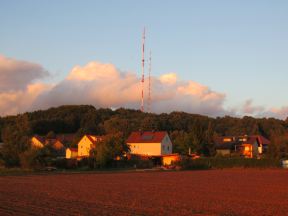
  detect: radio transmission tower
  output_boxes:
[148,50,152,113]
[141,28,145,112]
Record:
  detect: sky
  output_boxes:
[0,0,288,118]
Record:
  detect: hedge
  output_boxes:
[177,158,281,170]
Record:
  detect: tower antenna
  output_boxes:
[148,50,151,113]
[141,28,145,112]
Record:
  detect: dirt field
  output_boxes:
[0,169,287,216]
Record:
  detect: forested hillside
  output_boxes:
[0,105,288,165]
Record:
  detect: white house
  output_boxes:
[126,131,172,156]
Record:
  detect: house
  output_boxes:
[214,135,270,158]
[126,131,172,156]
[66,148,78,159]
[31,135,45,148]
[56,134,75,148]
[77,135,103,158]
[30,134,75,155]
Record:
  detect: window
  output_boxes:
[167,146,170,151]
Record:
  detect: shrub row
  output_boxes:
[50,156,154,170]
[177,158,281,170]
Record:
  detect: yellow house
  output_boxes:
[78,135,103,157]
[31,135,66,150]
[66,148,78,159]
[126,131,173,156]
[31,135,45,148]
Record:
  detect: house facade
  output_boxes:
[126,131,172,156]
[77,135,103,157]
[214,135,270,158]
[66,148,78,159]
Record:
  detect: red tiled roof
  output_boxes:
[256,135,270,145]
[126,131,168,143]
[85,135,103,144]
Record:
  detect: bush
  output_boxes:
[51,158,68,169]
[65,159,78,169]
[19,149,43,169]
[128,155,154,169]
[177,158,211,170]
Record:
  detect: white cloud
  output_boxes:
[32,61,226,117]
[0,55,48,91]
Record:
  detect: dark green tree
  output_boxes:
[92,133,129,168]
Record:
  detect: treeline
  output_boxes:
[0,105,288,167]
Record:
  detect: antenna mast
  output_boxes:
[141,28,145,112]
[148,50,151,113]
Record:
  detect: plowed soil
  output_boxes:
[0,169,287,216]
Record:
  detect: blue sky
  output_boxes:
[0,0,288,117]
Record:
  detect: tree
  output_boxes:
[202,122,216,157]
[46,131,56,139]
[170,131,190,154]
[1,114,32,167]
[267,131,281,159]
[91,133,129,168]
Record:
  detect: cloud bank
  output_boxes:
[0,55,52,116]
[0,55,48,91]
[32,62,226,116]
[0,54,287,119]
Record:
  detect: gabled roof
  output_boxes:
[33,135,45,144]
[32,135,67,149]
[252,135,270,145]
[33,134,75,144]
[85,135,103,144]
[126,131,168,143]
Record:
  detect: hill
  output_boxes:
[0,105,287,166]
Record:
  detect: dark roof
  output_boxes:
[214,135,271,150]
[126,131,168,143]
[33,134,75,144]
[67,148,78,152]
[56,134,75,143]
[215,142,238,150]
[34,135,45,144]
